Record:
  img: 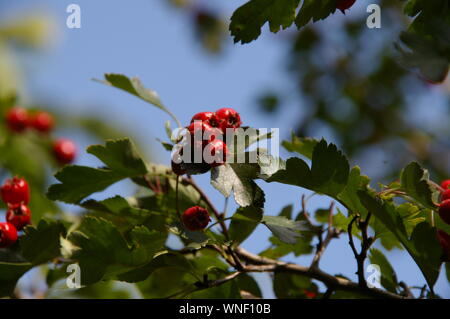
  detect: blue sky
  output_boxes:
[3,0,448,298]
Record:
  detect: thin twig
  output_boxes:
[399,281,414,298]
[310,202,340,270]
[175,176,181,220]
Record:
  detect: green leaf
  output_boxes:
[47,166,127,203]
[87,138,148,176]
[20,219,66,265]
[260,235,313,259]
[81,196,165,232]
[0,262,32,297]
[48,138,148,203]
[358,192,442,290]
[257,154,286,179]
[119,252,196,283]
[228,206,263,244]
[295,0,337,28]
[230,0,301,44]
[368,248,398,293]
[337,166,370,217]
[228,127,273,154]
[273,272,317,298]
[315,208,351,232]
[282,134,319,159]
[261,215,306,244]
[400,162,436,210]
[97,74,181,127]
[267,139,350,197]
[235,274,262,298]
[68,217,166,285]
[211,163,265,208]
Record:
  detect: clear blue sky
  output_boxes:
[3,0,448,298]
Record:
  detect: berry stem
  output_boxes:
[175,175,181,220]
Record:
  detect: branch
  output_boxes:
[310,202,340,270]
[347,213,374,287]
[235,247,404,299]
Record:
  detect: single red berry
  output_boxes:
[205,139,229,167]
[181,206,211,231]
[187,121,222,142]
[1,177,30,205]
[437,230,450,262]
[190,111,220,128]
[215,107,242,133]
[441,189,450,202]
[303,289,317,299]
[53,138,76,164]
[0,222,18,248]
[336,0,356,13]
[31,111,54,133]
[438,199,450,225]
[5,107,29,133]
[171,160,186,176]
[441,179,450,190]
[6,203,31,230]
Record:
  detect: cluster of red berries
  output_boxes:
[437,179,450,262]
[336,0,356,13]
[0,177,31,248]
[171,107,242,175]
[182,206,211,231]
[5,107,76,165]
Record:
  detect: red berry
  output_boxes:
[442,189,450,202]
[336,0,356,13]
[187,121,222,142]
[1,177,30,205]
[53,138,76,164]
[438,199,450,225]
[0,222,18,248]
[190,111,220,128]
[215,107,242,132]
[204,139,229,167]
[303,289,317,299]
[441,179,450,190]
[437,230,450,262]
[171,160,186,176]
[31,111,54,133]
[6,204,31,230]
[181,206,211,231]
[5,107,29,133]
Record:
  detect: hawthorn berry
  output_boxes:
[336,0,356,13]
[441,179,450,190]
[171,159,186,176]
[441,189,450,202]
[53,138,76,164]
[5,107,29,133]
[6,204,31,231]
[0,222,18,248]
[437,230,450,262]
[303,290,317,299]
[190,111,220,128]
[215,107,242,132]
[181,206,211,231]
[1,177,30,205]
[31,111,54,133]
[438,199,450,225]
[205,139,229,167]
